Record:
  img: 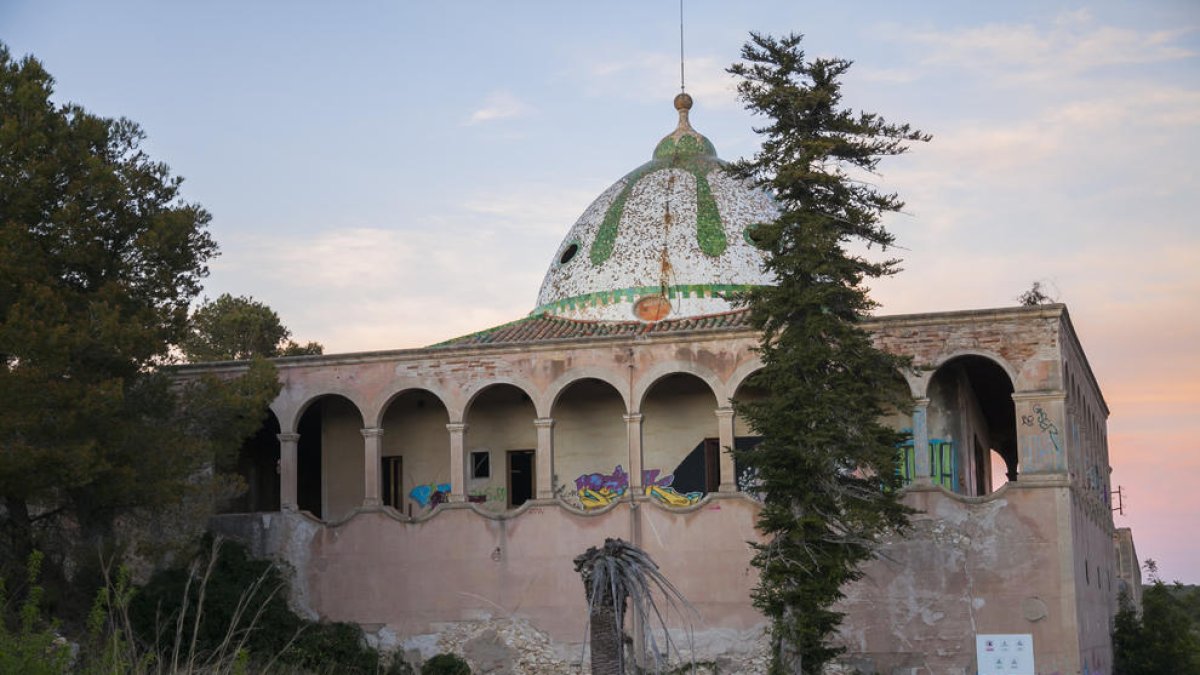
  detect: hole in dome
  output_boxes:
[559,243,579,265]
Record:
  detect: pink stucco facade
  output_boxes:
[201,303,1126,673]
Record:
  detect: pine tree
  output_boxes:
[727,33,929,673]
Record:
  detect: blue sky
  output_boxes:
[4,1,1198,582]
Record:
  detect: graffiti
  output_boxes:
[467,486,507,504]
[1033,404,1062,453]
[1020,404,1065,472]
[410,482,450,508]
[574,465,702,509]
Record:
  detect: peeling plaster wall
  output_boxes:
[193,304,1125,672]
[836,484,1081,674]
[214,496,767,666]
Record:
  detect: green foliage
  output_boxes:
[0,42,279,599]
[726,33,927,673]
[0,552,72,675]
[181,293,323,362]
[131,537,379,674]
[422,653,472,675]
[1113,562,1200,674]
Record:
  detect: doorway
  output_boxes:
[507,450,535,508]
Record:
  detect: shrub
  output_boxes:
[0,552,72,675]
[422,652,472,675]
[130,535,381,673]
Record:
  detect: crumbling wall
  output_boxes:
[835,483,1082,674]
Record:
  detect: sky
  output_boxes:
[3,1,1197,583]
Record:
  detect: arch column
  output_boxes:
[361,427,384,507]
[624,413,644,493]
[912,399,932,485]
[715,407,737,492]
[447,422,468,502]
[534,417,555,499]
[277,432,300,511]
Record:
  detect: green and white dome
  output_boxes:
[535,94,776,322]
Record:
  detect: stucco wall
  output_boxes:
[837,482,1083,674]
[380,391,450,515]
[213,495,768,665]
[551,379,628,498]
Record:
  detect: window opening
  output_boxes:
[382,456,403,510]
[507,450,535,508]
[471,451,491,479]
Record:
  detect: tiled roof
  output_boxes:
[432,309,754,348]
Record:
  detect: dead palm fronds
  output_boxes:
[573,538,698,675]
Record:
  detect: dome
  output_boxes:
[534,94,777,322]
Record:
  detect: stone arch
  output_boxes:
[460,376,543,421]
[550,377,629,510]
[926,354,1018,496]
[545,367,631,414]
[633,361,722,414]
[463,382,539,511]
[725,357,765,406]
[641,371,721,505]
[294,393,366,520]
[372,384,454,428]
[279,388,369,437]
[918,349,1018,400]
[378,388,452,516]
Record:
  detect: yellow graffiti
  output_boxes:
[576,485,703,509]
[579,487,622,509]
[645,485,702,507]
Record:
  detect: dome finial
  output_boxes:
[673,93,694,132]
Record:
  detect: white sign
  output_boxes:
[976,634,1035,675]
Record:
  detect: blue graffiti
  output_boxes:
[410,482,451,508]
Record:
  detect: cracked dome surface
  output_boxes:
[535,94,777,322]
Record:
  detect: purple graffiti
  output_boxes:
[576,465,629,494]
[574,465,679,493]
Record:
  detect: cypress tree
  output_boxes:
[727,33,929,673]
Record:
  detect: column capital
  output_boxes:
[913,398,931,408]
[623,413,644,424]
[277,432,300,443]
[714,406,735,419]
[446,422,468,433]
[533,417,555,429]
[360,427,385,439]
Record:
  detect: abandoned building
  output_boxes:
[194,94,1129,674]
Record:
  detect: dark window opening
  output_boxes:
[382,456,403,509]
[507,450,535,508]
[471,451,490,479]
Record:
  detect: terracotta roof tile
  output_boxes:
[431,309,753,348]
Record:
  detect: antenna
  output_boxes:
[679,0,685,93]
